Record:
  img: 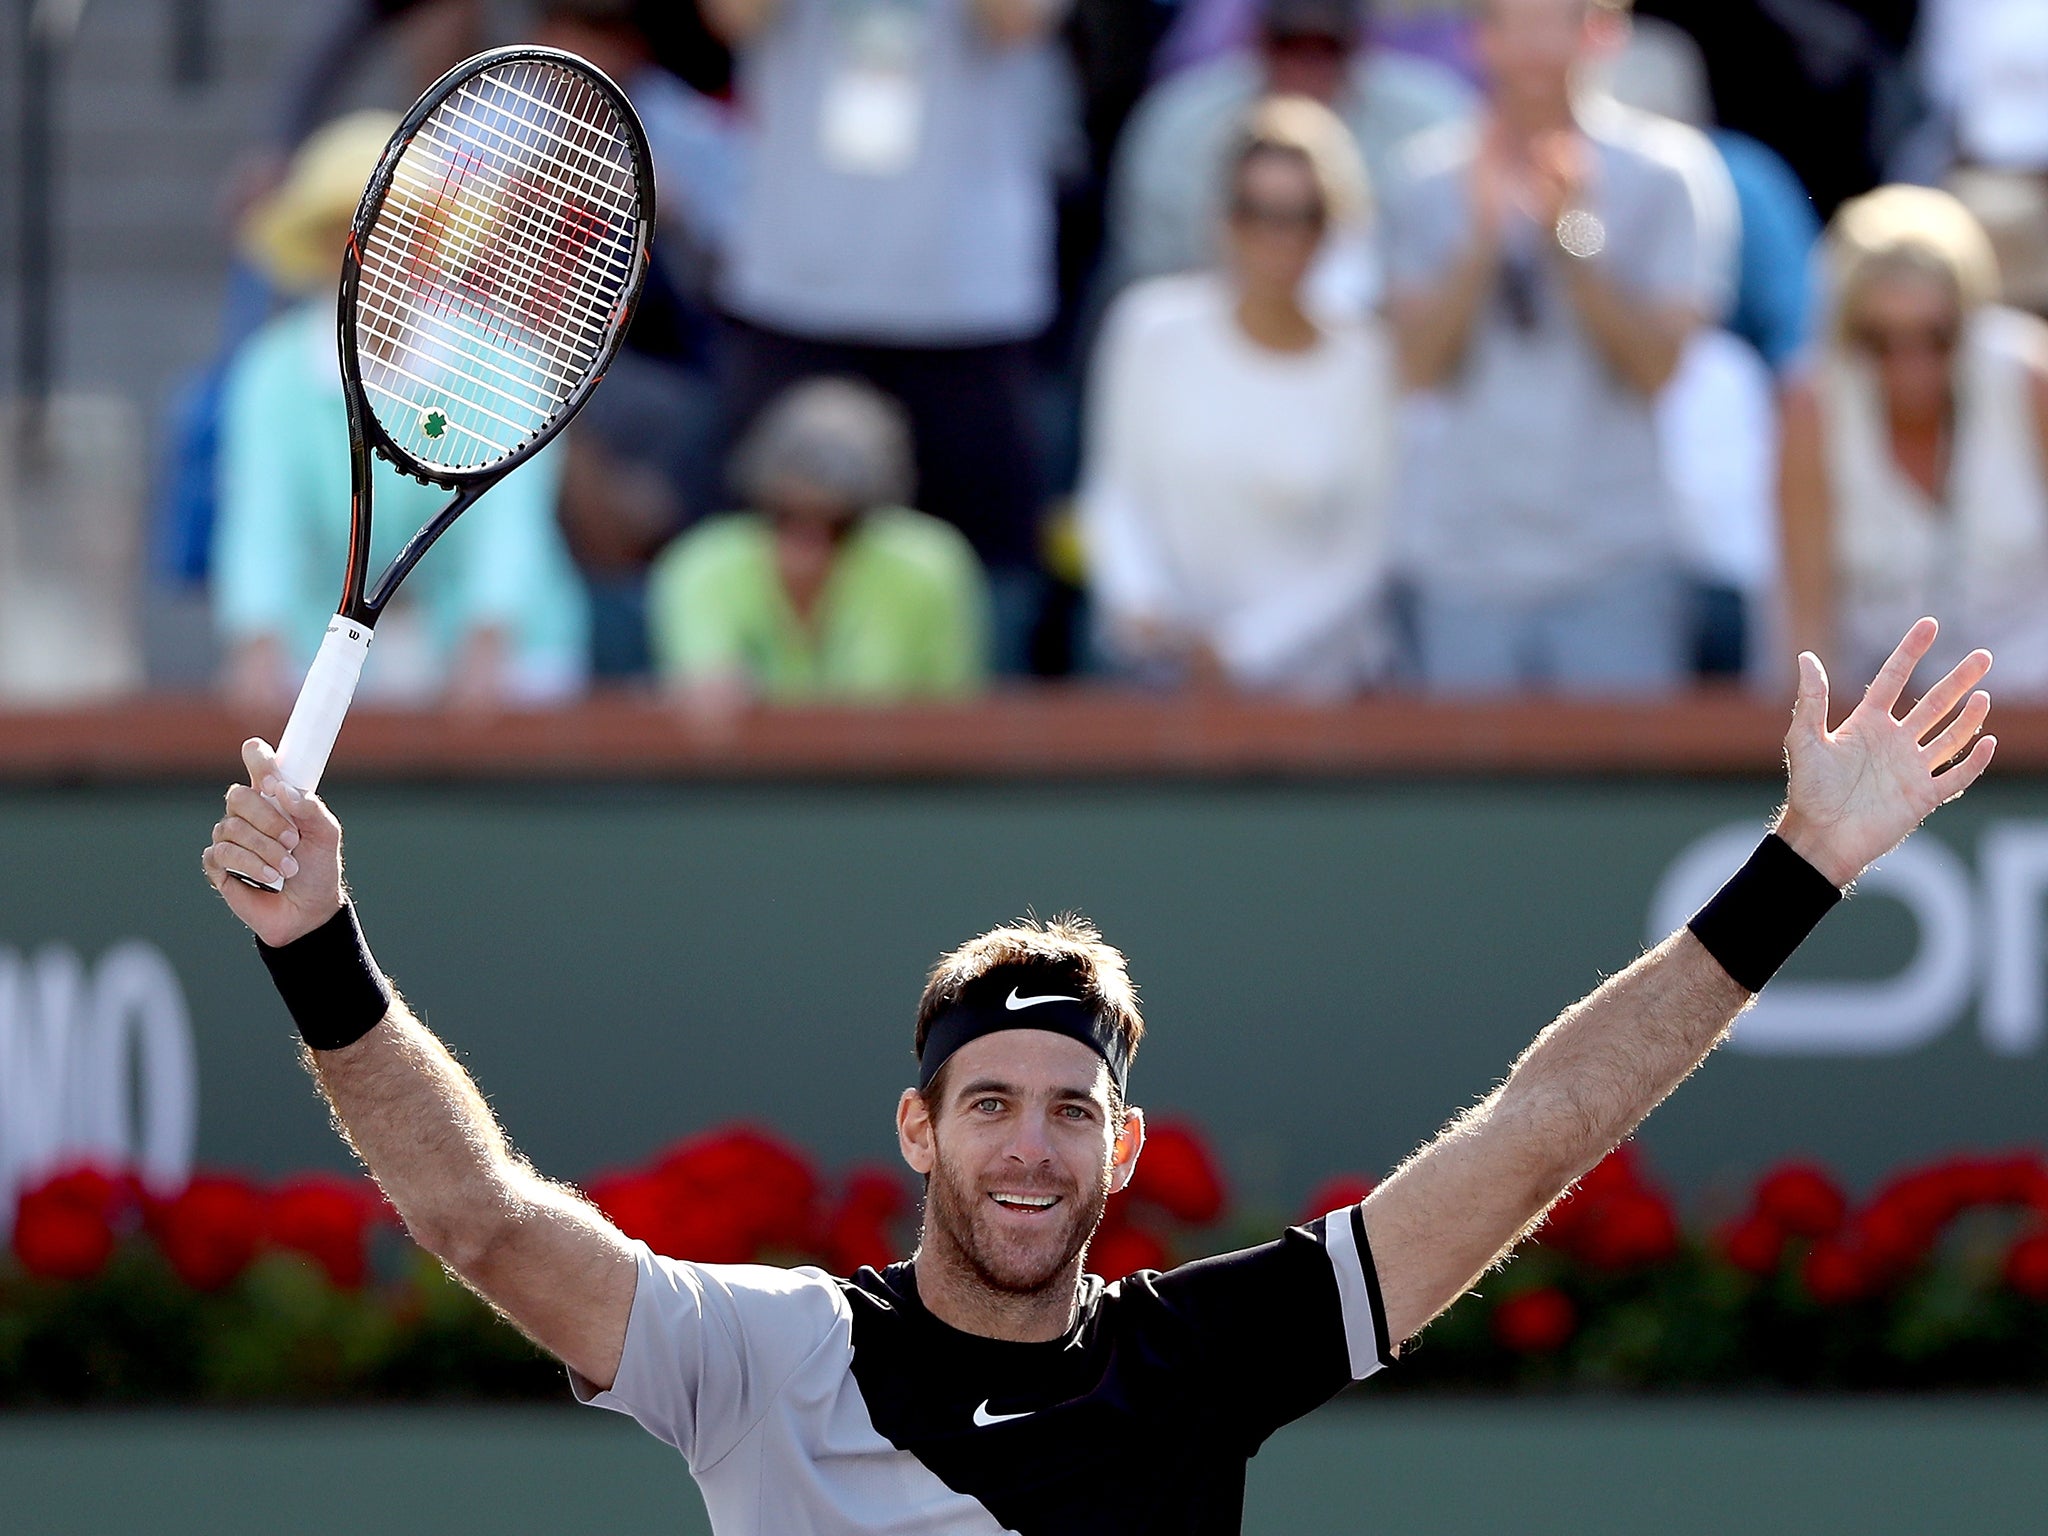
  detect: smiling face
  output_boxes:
[899,1030,1143,1298]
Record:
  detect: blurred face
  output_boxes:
[1226,149,1327,299]
[1478,0,1593,109]
[1261,29,1351,105]
[1847,271,1962,423]
[764,476,860,583]
[901,1030,1141,1296]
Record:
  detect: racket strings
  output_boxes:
[353,59,641,473]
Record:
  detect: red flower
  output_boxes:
[1298,1175,1377,1223]
[1542,1150,1677,1270]
[1126,1121,1226,1225]
[820,1167,911,1275]
[1754,1163,1846,1238]
[12,1166,128,1282]
[150,1175,267,1291]
[1576,1189,1681,1270]
[1493,1288,1576,1354]
[654,1127,821,1256]
[1719,1212,1787,1277]
[1088,1222,1171,1283]
[1801,1238,1875,1305]
[2004,1230,2048,1301]
[1541,1146,1646,1250]
[269,1174,376,1289]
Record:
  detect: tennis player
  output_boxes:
[204,619,1992,1534]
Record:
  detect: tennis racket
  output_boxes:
[232,46,654,891]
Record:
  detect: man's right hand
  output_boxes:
[202,738,345,948]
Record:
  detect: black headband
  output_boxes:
[917,968,1131,1095]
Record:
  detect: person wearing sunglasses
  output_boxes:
[1081,96,1393,696]
[648,376,991,712]
[1781,185,2048,698]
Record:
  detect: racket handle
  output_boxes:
[276,617,374,795]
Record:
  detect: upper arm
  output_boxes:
[972,0,1072,47]
[454,1170,640,1390]
[2026,354,2048,460]
[699,0,782,46]
[1777,375,1833,579]
[570,1251,849,1470]
[1151,1215,1394,1447]
[1358,1094,1562,1347]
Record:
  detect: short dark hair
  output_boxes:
[913,915,1145,1100]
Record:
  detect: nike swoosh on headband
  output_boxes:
[973,1400,1035,1427]
[1006,987,1084,1010]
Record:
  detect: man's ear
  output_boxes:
[1109,1105,1146,1193]
[898,1087,936,1176]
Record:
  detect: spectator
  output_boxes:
[1781,185,2048,696]
[533,0,745,677]
[1383,0,1736,695]
[1108,0,1474,311]
[1081,97,1394,696]
[1917,0,2048,319]
[649,378,991,705]
[1604,15,1822,372]
[700,0,1076,667]
[215,113,589,710]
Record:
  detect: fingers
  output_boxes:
[241,737,283,790]
[1920,689,1992,766]
[1788,651,1829,741]
[201,837,284,893]
[213,815,300,882]
[225,783,298,846]
[1904,647,1994,736]
[1935,734,1998,800]
[1863,618,1939,716]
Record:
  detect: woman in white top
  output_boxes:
[1080,95,1395,697]
[1782,184,2048,695]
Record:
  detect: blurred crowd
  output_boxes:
[160,0,2048,711]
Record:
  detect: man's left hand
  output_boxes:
[1777,619,1996,888]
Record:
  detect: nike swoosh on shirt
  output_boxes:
[1005,987,1082,1010]
[972,1400,1035,1427]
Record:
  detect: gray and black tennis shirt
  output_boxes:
[571,1204,1394,1534]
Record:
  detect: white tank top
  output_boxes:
[1824,304,2048,694]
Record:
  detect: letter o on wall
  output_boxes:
[1649,824,1977,1055]
[89,942,198,1195]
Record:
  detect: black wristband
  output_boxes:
[1687,833,1843,993]
[257,901,393,1051]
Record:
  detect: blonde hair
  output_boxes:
[1826,185,2002,349]
[1227,93,1372,230]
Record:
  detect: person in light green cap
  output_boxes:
[650,378,991,709]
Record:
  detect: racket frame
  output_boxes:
[332,43,657,628]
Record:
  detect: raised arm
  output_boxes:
[203,740,636,1389]
[1361,620,1997,1347]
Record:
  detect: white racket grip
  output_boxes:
[275,618,374,794]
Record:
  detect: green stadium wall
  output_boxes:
[6,775,2048,1210]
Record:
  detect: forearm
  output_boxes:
[1367,931,1747,1342]
[1557,259,1691,394]
[1392,245,1501,390]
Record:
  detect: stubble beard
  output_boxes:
[922,1135,1111,1298]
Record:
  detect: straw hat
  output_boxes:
[241,111,400,294]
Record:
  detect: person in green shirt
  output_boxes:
[650,378,992,707]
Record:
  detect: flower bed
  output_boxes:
[7,1124,2048,1404]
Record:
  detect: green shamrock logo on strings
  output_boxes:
[421,408,449,440]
